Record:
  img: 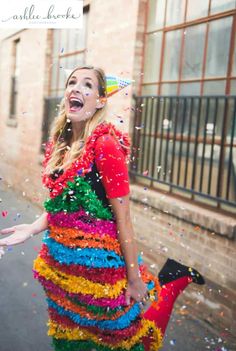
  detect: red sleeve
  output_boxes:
[94,134,130,199]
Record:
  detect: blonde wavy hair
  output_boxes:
[45,65,108,175]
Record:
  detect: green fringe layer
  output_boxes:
[67,296,123,317]
[44,176,113,220]
[52,338,145,351]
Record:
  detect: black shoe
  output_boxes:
[158,258,205,286]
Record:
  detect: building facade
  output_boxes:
[0,0,236,338]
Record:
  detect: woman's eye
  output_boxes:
[85,82,92,88]
[68,80,76,85]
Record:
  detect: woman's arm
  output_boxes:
[30,211,48,234]
[94,133,149,305]
[109,196,140,280]
[0,212,48,246]
[109,195,148,304]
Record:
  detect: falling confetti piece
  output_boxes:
[170,339,176,345]
[1,211,8,217]
[143,170,148,176]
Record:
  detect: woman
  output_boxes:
[0,65,205,351]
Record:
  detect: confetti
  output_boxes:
[1,211,8,217]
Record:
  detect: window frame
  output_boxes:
[141,0,236,95]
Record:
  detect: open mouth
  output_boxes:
[69,97,84,112]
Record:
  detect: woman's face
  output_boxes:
[64,69,105,122]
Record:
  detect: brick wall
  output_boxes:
[0,29,48,204]
[85,0,141,132]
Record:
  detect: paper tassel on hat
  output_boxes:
[105,75,133,97]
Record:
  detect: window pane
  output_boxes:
[67,29,79,53]
[52,30,60,57]
[163,29,182,81]
[210,0,236,14]
[147,0,166,31]
[143,32,163,83]
[203,80,226,95]
[166,0,186,26]
[50,59,59,91]
[58,55,85,93]
[60,29,69,53]
[142,85,158,95]
[205,17,233,78]
[230,80,236,94]
[180,82,201,95]
[187,0,209,21]
[161,83,178,95]
[73,11,88,51]
[232,33,236,76]
[182,23,206,79]
[15,40,20,77]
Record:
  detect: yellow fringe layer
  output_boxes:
[33,256,127,298]
[47,318,163,351]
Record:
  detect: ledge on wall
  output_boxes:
[6,118,17,128]
[130,184,236,240]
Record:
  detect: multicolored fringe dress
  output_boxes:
[33,122,163,351]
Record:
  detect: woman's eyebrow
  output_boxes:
[69,76,93,81]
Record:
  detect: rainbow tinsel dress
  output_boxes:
[33,122,163,351]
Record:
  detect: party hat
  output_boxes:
[105,75,133,97]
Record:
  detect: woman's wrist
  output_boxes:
[127,268,141,283]
[30,212,48,235]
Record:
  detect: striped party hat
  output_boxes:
[105,75,133,97]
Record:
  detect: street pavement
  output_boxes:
[0,181,233,351]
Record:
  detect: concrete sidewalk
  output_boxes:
[0,181,233,351]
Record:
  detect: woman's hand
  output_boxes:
[125,276,149,307]
[0,224,35,246]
